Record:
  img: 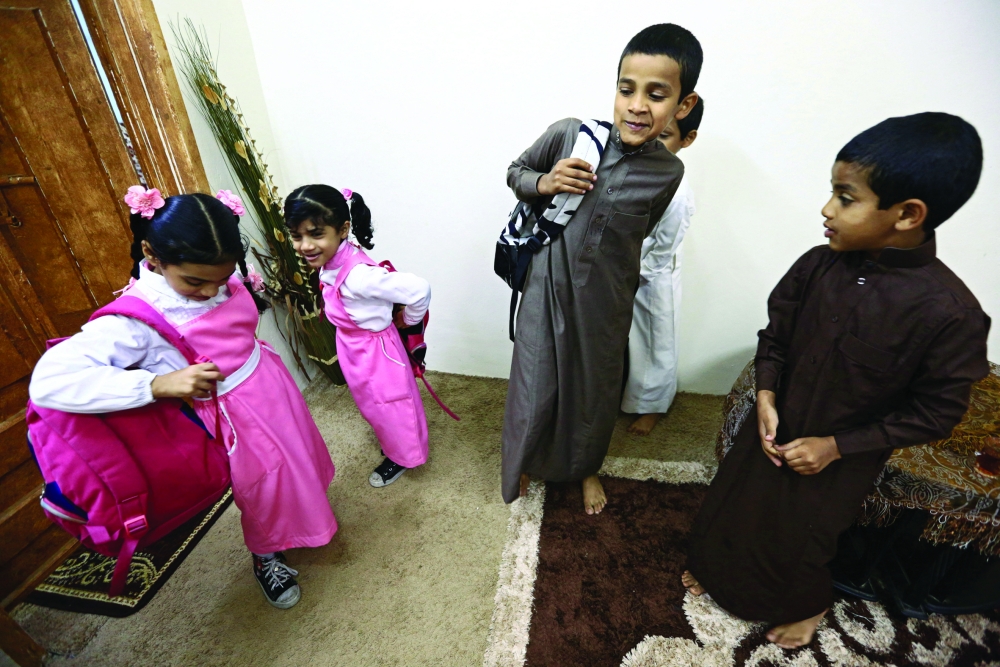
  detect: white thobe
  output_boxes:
[621,176,695,414]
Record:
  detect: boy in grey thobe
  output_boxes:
[501,118,684,504]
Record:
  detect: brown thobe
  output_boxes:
[688,237,991,624]
[501,118,684,503]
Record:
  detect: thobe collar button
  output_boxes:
[831,316,839,323]
[857,277,867,285]
[607,187,614,194]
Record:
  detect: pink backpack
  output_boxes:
[26,296,231,597]
[378,260,459,421]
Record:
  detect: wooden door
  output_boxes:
[0,0,141,609]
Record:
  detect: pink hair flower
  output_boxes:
[123,185,165,219]
[341,188,353,201]
[216,189,246,216]
[245,264,266,292]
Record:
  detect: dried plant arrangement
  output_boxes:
[171,19,344,384]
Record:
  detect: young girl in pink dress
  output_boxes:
[29,188,337,609]
[284,184,430,488]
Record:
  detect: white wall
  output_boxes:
[235,0,998,394]
[150,0,314,388]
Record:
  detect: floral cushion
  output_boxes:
[716,360,1000,554]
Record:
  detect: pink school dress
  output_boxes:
[131,276,337,554]
[320,244,429,469]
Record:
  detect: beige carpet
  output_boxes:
[5,373,722,667]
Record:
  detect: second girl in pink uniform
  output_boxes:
[285,185,431,488]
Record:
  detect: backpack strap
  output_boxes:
[84,295,213,595]
[90,295,199,365]
[332,249,377,294]
[507,242,536,342]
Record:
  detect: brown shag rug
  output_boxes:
[483,458,1000,667]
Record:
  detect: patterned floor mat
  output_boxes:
[483,458,1000,667]
[25,490,232,617]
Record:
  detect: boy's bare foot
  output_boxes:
[627,413,663,435]
[681,571,705,596]
[582,475,606,515]
[766,610,827,649]
[519,473,531,497]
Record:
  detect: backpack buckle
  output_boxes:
[123,515,148,536]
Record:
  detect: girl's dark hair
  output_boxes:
[129,192,269,312]
[282,184,374,250]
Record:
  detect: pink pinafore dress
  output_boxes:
[322,247,429,468]
[135,276,337,553]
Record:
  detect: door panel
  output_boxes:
[0,6,133,309]
[0,121,96,335]
[0,0,144,609]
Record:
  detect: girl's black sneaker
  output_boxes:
[369,457,407,488]
[253,553,301,609]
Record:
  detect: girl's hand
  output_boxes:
[393,309,408,329]
[537,158,597,196]
[757,390,782,466]
[151,363,225,399]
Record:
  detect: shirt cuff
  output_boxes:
[754,361,781,393]
[517,171,542,199]
[137,371,157,406]
[834,423,891,456]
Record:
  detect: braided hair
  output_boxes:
[128,193,269,312]
[282,184,374,249]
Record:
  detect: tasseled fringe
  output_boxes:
[857,494,1000,556]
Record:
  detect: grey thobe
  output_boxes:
[501,118,684,503]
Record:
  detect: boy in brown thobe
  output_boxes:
[684,113,991,648]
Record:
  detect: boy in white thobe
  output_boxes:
[623,97,704,435]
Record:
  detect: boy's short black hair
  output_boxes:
[677,96,704,139]
[619,24,702,100]
[836,112,982,231]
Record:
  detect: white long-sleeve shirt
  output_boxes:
[318,242,431,332]
[639,176,695,284]
[29,262,230,414]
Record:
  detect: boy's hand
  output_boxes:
[536,158,597,196]
[757,390,782,466]
[151,363,225,400]
[776,436,841,475]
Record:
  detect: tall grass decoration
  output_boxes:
[171,19,343,384]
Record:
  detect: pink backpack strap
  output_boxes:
[92,294,224,441]
[90,295,199,364]
[332,248,378,294]
[84,296,217,594]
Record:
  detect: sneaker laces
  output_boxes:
[262,558,298,591]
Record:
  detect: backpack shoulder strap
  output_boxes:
[333,248,378,293]
[90,295,199,364]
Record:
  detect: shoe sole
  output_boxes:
[256,578,301,609]
[369,468,406,488]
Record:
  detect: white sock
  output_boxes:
[253,552,275,560]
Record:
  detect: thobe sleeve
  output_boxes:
[640,183,693,283]
[29,315,160,413]
[645,158,684,237]
[835,309,991,455]
[506,118,577,201]
[344,265,432,326]
[755,246,828,393]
